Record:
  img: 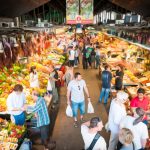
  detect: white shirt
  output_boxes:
[120,115,149,149]
[108,100,127,134]
[7,91,26,115]
[81,125,107,150]
[95,50,100,56]
[68,79,86,103]
[75,50,79,57]
[47,79,52,91]
[69,49,75,60]
[30,73,39,88]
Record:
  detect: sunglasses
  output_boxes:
[78,85,80,90]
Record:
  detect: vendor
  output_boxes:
[25,90,56,150]
[114,65,124,91]
[29,66,39,88]
[130,88,149,111]
[7,84,26,125]
[130,88,149,124]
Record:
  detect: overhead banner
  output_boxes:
[80,0,93,24]
[66,0,79,24]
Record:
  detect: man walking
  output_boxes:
[67,72,90,128]
[99,65,112,104]
[81,117,107,150]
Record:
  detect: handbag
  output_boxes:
[87,133,101,150]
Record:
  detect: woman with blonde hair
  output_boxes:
[118,128,137,150]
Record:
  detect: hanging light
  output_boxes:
[0,41,4,53]
[21,34,26,43]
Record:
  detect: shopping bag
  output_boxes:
[87,102,94,114]
[105,122,110,132]
[66,105,73,117]
[19,138,32,150]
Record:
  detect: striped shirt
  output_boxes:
[28,97,50,127]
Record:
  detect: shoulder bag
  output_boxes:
[87,133,101,150]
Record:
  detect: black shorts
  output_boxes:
[69,60,75,67]
[39,124,50,141]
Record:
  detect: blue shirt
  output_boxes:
[102,70,112,88]
[28,97,50,127]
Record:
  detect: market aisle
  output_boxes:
[52,62,110,150]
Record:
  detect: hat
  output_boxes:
[116,91,129,103]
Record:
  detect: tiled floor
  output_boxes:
[51,63,110,150]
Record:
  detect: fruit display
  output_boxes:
[0,38,66,112]
[0,118,26,150]
[124,70,139,83]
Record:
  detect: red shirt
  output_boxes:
[130,96,149,111]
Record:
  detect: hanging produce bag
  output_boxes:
[66,105,73,117]
[87,101,94,114]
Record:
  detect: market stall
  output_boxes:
[95,31,150,99]
[0,28,67,149]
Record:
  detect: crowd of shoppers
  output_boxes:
[6,30,150,150]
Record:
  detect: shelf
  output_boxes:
[105,33,150,51]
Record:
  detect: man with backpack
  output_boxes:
[81,117,107,150]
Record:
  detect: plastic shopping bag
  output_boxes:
[87,102,94,114]
[105,122,110,132]
[66,105,73,117]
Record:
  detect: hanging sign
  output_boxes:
[66,0,79,24]
[80,0,94,24]
[76,15,82,24]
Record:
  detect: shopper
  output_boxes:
[63,66,74,86]
[26,90,56,150]
[99,65,112,104]
[67,72,90,128]
[108,91,128,150]
[91,48,96,69]
[7,84,26,125]
[95,46,100,69]
[74,46,80,66]
[120,107,149,150]
[115,65,124,91]
[49,65,59,107]
[29,66,39,88]
[68,46,75,67]
[81,117,107,150]
[118,128,137,150]
[82,46,88,69]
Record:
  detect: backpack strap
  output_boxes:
[87,133,101,150]
[132,142,135,150]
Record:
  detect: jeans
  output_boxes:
[95,55,100,68]
[71,101,85,117]
[75,57,79,65]
[99,88,110,103]
[52,87,58,104]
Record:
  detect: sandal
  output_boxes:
[74,121,78,128]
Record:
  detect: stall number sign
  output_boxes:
[76,16,82,24]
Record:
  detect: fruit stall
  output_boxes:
[0,118,26,150]
[0,29,67,149]
[95,31,150,98]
